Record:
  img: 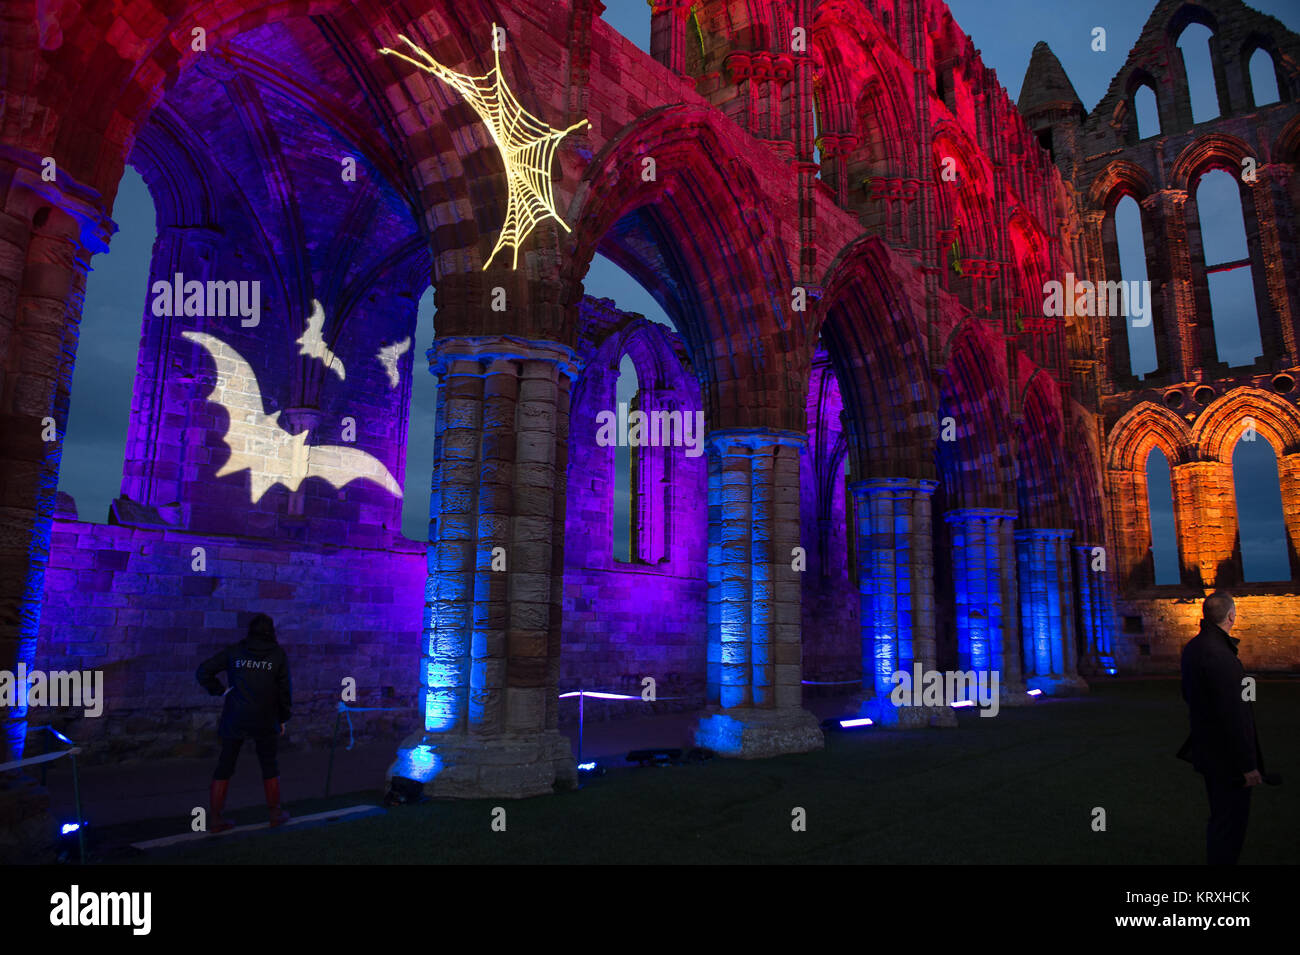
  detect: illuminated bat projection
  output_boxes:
[379,27,588,269]
[296,299,346,381]
[182,331,402,503]
[377,336,411,388]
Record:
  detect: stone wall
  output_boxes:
[1114,590,1300,672]
[560,564,708,715]
[33,518,426,763]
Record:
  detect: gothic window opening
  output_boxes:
[1232,435,1290,582]
[58,166,157,526]
[1114,194,1158,378]
[1194,168,1263,367]
[1134,85,1161,139]
[613,353,638,563]
[1146,447,1180,585]
[1248,48,1281,106]
[400,287,437,541]
[1176,23,1220,124]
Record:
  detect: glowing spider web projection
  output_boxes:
[380,27,588,269]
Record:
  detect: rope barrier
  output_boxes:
[0,747,80,774]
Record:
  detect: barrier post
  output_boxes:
[577,691,585,764]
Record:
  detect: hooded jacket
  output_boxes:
[1177,620,1264,779]
[196,633,292,739]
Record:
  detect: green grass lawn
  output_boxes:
[108,679,1299,865]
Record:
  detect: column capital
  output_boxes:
[429,335,580,381]
[0,145,112,255]
[850,476,938,497]
[943,507,1017,524]
[706,427,807,455]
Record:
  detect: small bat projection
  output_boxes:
[377,337,411,388]
[296,299,346,381]
[182,331,402,503]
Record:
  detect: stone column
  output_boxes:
[387,336,579,798]
[1276,452,1300,581]
[0,154,111,858]
[943,508,1030,704]
[1105,467,1155,589]
[1073,542,1117,675]
[650,0,692,76]
[1171,459,1238,589]
[1015,528,1088,694]
[696,429,823,757]
[850,477,955,727]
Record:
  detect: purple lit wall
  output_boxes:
[560,299,708,705]
[799,352,860,692]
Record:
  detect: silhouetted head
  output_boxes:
[1203,591,1237,633]
[248,613,276,642]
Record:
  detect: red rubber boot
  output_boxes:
[264,777,290,827]
[209,780,235,834]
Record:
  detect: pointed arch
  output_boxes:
[1194,388,1300,462]
[564,104,803,432]
[817,235,934,481]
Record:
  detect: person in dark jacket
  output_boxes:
[1177,591,1265,864]
[196,613,292,831]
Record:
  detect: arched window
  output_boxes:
[59,167,156,524]
[1115,194,1157,378]
[1177,23,1220,124]
[1194,168,1263,367]
[1146,447,1180,585]
[401,286,436,540]
[1232,435,1290,581]
[1134,85,1161,139]
[1248,48,1281,106]
[612,354,639,563]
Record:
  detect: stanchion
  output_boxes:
[324,702,404,798]
[557,689,684,767]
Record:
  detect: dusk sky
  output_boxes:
[60,0,1298,580]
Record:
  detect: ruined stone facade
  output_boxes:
[1021,0,1300,673]
[0,0,1294,838]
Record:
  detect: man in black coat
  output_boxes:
[196,613,292,831]
[1177,591,1264,865]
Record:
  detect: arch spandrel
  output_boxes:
[1193,388,1300,462]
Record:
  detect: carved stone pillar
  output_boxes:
[1015,528,1088,694]
[851,478,956,727]
[696,429,824,757]
[0,152,112,858]
[943,508,1030,704]
[387,336,580,797]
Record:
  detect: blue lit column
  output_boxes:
[388,336,580,797]
[1016,528,1088,694]
[851,478,955,727]
[944,508,1030,704]
[1073,542,1117,675]
[696,429,824,757]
